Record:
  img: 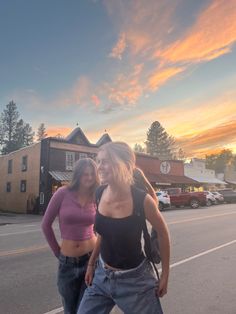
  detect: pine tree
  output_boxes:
[23,123,35,146]
[0,101,35,154]
[133,143,145,153]
[37,123,47,141]
[145,121,176,160]
[1,101,20,154]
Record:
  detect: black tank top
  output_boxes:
[95,186,146,269]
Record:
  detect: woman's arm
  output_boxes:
[85,235,101,286]
[144,194,170,296]
[41,188,65,257]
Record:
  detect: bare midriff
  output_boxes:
[60,235,97,257]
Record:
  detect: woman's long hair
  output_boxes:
[133,167,158,203]
[68,158,99,196]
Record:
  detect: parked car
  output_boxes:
[212,191,224,204]
[205,191,217,206]
[166,188,207,209]
[217,189,236,203]
[156,191,171,211]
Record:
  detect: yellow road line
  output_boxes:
[0,245,48,257]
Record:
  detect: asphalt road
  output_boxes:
[0,204,236,314]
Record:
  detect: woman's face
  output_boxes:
[80,166,96,189]
[96,150,114,184]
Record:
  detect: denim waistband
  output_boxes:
[99,255,150,279]
[59,252,91,265]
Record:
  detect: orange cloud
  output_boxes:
[47,127,72,138]
[147,66,185,91]
[158,0,236,63]
[109,32,126,59]
[91,94,101,107]
[177,120,236,156]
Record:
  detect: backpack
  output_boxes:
[95,185,160,279]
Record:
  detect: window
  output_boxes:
[8,160,13,174]
[65,152,75,170]
[79,152,88,159]
[20,180,27,192]
[6,182,11,192]
[40,192,44,205]
[22,156,28,171]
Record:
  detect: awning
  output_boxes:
[225,180,236,185]
[49,171,73,182]
[185,175,226,184]
[145,173,197,185]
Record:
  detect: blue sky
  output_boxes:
[0,0,236,157]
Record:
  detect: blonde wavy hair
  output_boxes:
[99,142,135,186]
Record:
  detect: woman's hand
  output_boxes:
[85,264,96,286]
[156,274,168,297]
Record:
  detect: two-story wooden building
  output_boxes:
[0,128,111,214]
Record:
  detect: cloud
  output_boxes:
[177,120,236,157]
[158,0,236,63]
[147,66,185,92]
[109,33,127,59]
[47,127,72,138]
[91,95,101,107]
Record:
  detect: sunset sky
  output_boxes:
[0,0,236,157]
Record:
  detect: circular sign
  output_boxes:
[160,161,171,174]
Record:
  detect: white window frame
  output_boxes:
[79,152,88,159]
[65,151,75,170]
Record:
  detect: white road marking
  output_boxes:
[43,307,63,314]
[168,211,236,225]
[43,239,236,314]
[0,227,59,237]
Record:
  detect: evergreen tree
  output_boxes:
[37,123,47,141]
[1,101,19,154]
[177,148,186,161]
[23,123,35,146]
[0,101,35,154]
[133,143,145,153]
[145,121,176,160]
[206,149,233,173]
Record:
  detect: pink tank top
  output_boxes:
[41,186,96,257]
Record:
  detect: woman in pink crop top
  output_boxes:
[41,158,99,314]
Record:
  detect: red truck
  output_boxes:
[166,188,207,209]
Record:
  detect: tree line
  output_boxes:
[0,101,47,154]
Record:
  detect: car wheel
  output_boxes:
[158,202,164,211]
[206,199,212,206]
[190,199,199,209]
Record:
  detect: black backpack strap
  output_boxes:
[132,186,160,280]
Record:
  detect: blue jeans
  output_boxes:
[57,253,90,314]
[77,256,163,314]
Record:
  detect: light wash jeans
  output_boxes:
[77,256,163,314]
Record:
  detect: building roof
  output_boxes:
[65,127,91,145]
[185,174,226,184]
[96,133,112,146]
[145,172,198,185]
[49,171,73,182]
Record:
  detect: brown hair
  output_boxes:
[68,158,99,194]
[99,142,135,186]
[133,167,158,203]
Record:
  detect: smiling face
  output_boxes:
[80,166,97,189]
[96,150,114,184]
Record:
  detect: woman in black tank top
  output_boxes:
[77,142,170,314]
